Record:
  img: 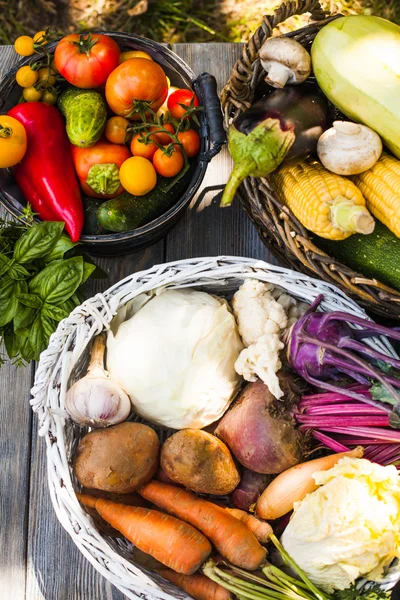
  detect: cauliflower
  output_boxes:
[281,457,400,593]
[232,279,307,398]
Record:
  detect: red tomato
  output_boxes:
[153,146,184,177]
[167,89,199,120]
[130,133,159,160]
[71,141,131,198]
[151,123,175,145]
[177,129,201,158]
[54,33,120,89]
[105,58,168,119]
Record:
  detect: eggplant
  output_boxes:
[221,83,332,207]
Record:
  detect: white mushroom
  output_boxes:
[317,121,383,176]
[259,37,311,88]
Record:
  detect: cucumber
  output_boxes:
[315,221,400,291]
[58,87,107,148]
[97,168,194,232]
[82,196,105,235]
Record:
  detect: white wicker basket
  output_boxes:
[31,256,398,600]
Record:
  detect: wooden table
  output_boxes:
[0,42,276,599]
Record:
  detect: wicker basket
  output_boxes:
[221,0,400,320]
[31,257,398,600]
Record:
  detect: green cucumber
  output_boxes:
[97,168,194,233]
[58,88,107,148]
[82,196,105,236]
[314,221,400,291]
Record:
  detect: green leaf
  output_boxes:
[14,305,37,331]
[16,293,43,309]
[0,254,12,278]
[29,312,57,358]
[9,262,30,280]
[43,234,78,263]
[0,277,27,327]
[18,333,36,362]
[30,256,84,305]
[370,381,399,407]
[13,221,64,264]
[3,324,19,359]
[81,262,96,285]
[42,303,70,322]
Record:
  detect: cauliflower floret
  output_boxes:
[232,279,288,345]
[234,333,284,398]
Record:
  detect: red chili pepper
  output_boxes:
[8,102,84,242]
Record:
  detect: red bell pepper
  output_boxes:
[8,102,84,242]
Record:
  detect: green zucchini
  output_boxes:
[82,196,105,236]
[315,221,400,291]
[97,168,194,233]
[58,87,107,148]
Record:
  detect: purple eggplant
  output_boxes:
[221,84,332,207]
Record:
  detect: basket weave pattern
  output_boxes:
[31,257,397,600]
[221,0,400,319]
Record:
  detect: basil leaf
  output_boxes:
[0,255,12,278]
[9,262,30,280]
[30,312,57,358]
[0,277,26,327]
[18,333,36,362]
[14,305,37,331]
[16,293,43,309]
[14,221,64,264]
[43,234,78,263]
[30,256,84,305]
[42,303,70,322]
[3,325,19,359]
[81,262,96,285]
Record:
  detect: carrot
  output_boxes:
[224,508,272,544]
[77,493,212,575]
[256,446,364,520]
[157,569,232,600]
[138,481,266,570]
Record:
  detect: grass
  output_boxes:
[0,0,399,44]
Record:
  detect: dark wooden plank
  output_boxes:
[0,46,33,600]
[166,43,278,264]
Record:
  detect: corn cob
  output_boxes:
[272,159,375,240]
[352,152,400,238]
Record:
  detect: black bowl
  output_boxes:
[0,32,226,255]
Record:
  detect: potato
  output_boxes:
[161,429,240,495]
[74,422,160,494]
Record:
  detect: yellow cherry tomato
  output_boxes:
[33,30,47,44]
[119,50,153,63]
[166,76,171,87]
[14,35,35,56]
[50,59,58,73]
[16,65,38,88]
[0,116,27,168]
[37,67,56,86]
[23,86,42,102]
[104,116,130,144]
[42,89,58,105]
[119,156,157,196]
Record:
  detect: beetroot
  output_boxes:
[215,378,304,474]
[231,468,272,511]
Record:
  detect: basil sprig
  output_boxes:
[0,221,97,366]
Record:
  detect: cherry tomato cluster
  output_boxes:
[11,29,202,199]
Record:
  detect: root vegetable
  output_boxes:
[255,446,364,520]
[215,378,304,474]
[77,493,212,574]
[231,468,273,511]
[224,508,272,543]
[138,481,266,570]
[161,430,240,495]
[157,569,233,600]
[73,422,160,494]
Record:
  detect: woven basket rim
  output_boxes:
[31,256,398,600]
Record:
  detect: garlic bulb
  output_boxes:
[65,333,131,427]
[317,121,382,175]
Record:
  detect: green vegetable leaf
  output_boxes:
[41,303,70,322]
[81,262,96,285]
[3,324,19,359]
[14,304,37,332]
[13,221,64,264]
[333,583,391,600]
[29,312,57,358]
[0,254,12,277]
[43,234,78,263]
[370,381,399,407]
[29,256,84,304]
[18,332,36,362]
[9,262,30,280]
[0,278,27,327]
[16,293,43,309]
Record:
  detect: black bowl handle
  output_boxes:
[194,72,226,162]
